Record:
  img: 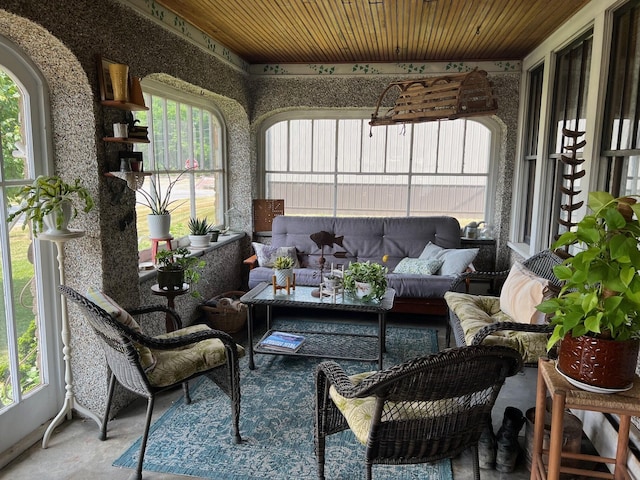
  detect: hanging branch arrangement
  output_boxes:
[369,68,498,130]
[556,127,586,257]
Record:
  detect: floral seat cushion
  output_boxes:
[147,325,245,387]
[147,324,245,387]
[444,291,548,364]
[329,372,455,445]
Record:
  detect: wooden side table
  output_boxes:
[531,358,640,480]
[151,283,189,332]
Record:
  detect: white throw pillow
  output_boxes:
[393,257,443,275]
[418,242,479,276]
[252,242,300,268]
[500,262,550,325]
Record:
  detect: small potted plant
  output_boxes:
[137,169,189,239]
[188,217,213,248]
[273,255,295,287]
[155,247,206,298]
[7,175,94,237]
[537,191,640,390]
[343,261,388,302]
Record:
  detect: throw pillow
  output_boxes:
[418,242,479,276]
[252,243,300,268]
[500,262,554,325]
[393,257,443,275]
[85,287,157,372]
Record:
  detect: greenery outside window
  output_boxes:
[134,81,226,253]
[262,112,497,227]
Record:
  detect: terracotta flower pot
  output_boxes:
[557,334,640,389]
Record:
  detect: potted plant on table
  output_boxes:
[155,247,206,298]
[7,175,94,236]
[273,255,295,287]
[537,191,640,390]
[343,261,388,302]
[188,217,213,248]
[137,169,189,239]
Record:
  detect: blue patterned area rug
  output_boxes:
[113,319,453,480]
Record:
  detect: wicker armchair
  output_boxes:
[315,345,523,480]
[60,285,243,480]
[445,249,563,365]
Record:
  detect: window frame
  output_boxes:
[258,109,500,223]
[135,79,228,252]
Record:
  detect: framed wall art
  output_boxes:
[97,54,117,101]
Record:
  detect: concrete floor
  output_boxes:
[0,311,539,480]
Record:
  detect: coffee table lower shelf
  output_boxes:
[254,329,379,363]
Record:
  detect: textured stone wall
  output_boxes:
[0,1,252,415]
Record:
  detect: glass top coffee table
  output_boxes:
[240,283,395,370]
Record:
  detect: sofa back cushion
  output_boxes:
[271,216,461,271]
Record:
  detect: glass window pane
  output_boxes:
[264,114,492,220]
[289,120,312,171]
[312,120,335,172]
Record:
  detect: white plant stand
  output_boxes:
[40,230,101,448]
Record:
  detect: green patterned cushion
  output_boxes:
[393,257,443,275]
[329,371,452,445]
[86,287,157,372]
[147,324,245,387]
[444,291,548,364]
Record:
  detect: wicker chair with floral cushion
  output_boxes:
[444,249,563,366]
[60,285,244,480]
[315,345,523,480]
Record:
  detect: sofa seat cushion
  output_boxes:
[444,291,547,364]
[386,273,456,298]
[248,266,321,289]
[147,324,245,387]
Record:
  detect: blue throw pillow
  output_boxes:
[418,242,478,275]
[393,257,443,275]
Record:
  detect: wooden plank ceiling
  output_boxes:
[154,0,590,64]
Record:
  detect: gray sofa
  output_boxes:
[247,215,469,315]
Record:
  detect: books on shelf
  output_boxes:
[258,331,305,352]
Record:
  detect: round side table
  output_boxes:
[151,283,189,332]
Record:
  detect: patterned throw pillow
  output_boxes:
[252,242,300,268]
[85,287,157,372]
[418,242,479,276]
[393,257,443,275]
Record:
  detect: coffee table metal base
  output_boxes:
[241,283,395,370]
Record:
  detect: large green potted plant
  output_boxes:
[155,247,206,298]
[537,191,640,390]
[7,175,94,236]
[343,261,388,302]
[137,169,189,239]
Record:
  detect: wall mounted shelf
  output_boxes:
[103,136,150,144]
[100,100,148,111]
[105,171,151,190]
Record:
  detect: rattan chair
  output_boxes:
[60,285,243,480]
[445,249,563,364]
[315,345,523,480]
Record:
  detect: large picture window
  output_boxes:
[134,81,226,252]
[262,113,496,226]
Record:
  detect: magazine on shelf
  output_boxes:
[259,331,306,352]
